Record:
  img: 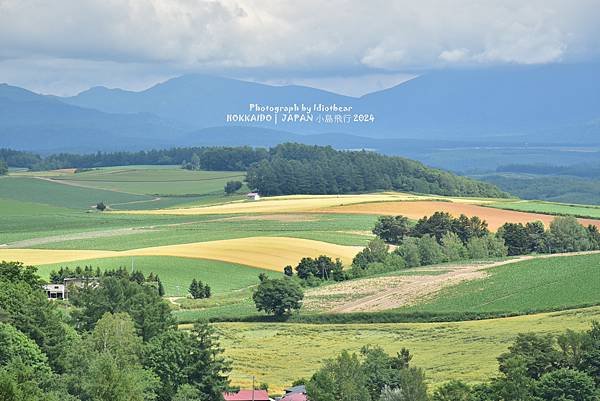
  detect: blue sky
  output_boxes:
[1,0,599,96]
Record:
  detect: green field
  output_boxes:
[488,199,600,219]
[47,166,246,196]
[0,176,151,209]
[37,256,279,297]
[402,253,600,314]
[211,307,600,393]
[15,213,375,250]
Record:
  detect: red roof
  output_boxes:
[281,393,308,401]
[223,390,270,401]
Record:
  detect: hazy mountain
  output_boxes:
[63,75,356,132]
[0,84,189,152]
[60,63,600,143]
[3,63,600,160]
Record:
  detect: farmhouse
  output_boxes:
[223,389,271,401]
[247,192,261,201]
[43,283,67,300]
[44,277,98,300]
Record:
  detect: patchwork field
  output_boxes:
[3,164,600,396]
[212,307,600,393]
[323,200,600,230]
[0,237,361,270]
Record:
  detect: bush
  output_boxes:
[441,232,467,262]
[395,237,421,268]
[417,235,445,265]
[224,180,243,194]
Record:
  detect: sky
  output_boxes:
[1,0,599,96]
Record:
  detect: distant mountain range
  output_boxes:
[2,63,600,170]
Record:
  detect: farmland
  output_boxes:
[400,252,600,315]
[0,237,362,270]
[2,164,600,396]
[213,307,600,393]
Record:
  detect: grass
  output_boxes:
[488,200,600,219]
[0,176,150,209]
[46,166,246,197]
[27,214,377,250]
[210,307,600,394]
[37,256,279,297]
[401,253,600,314]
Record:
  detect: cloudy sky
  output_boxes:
[1,0,599,96]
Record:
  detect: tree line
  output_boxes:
[0,146,268,171]
[278,212,600,293]
[246,143,507,197]
[0,144,507,198]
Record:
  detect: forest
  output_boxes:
[1,144,507,198]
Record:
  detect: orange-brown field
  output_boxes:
[321,201,600,230]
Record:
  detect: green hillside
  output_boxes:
[401,253,600,315]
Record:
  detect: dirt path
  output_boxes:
[306,250,600,313]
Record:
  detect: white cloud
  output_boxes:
[0,0,598,93]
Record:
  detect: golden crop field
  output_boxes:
[0,237,361,270]
[116,192,492,215]
[212,306,600,394]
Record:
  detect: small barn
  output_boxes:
[246,192,261,201]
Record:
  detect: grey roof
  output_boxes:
[284,385,306,394]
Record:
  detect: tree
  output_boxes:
[96,201,107,211]
[224,180,243,194]
[307,351,372,401]
[451,214,489,244]
[376,369,428,401]
[412,212,455,243]
[143,324,231,401]
[352,238,389,270]
[252,278,303,317]
[189,279,206,299]
[70,276,175,341]
[416,235,445,265]
[283,265,294,277]
[441,232,467,262]
[0,160,8,176]
[373,216,412,244]
[497,333,562,380]
[547,217,592,253]
[394,237,421,268]
[432,380,473,401]
[537,369,597,401]
[0,262,73,372]
[72,313,159,401]
[186,323,231,400]
[157,278,165,297]
[497,223,530,255]
[466,237,489,259]
[144,329,192,401]
[202,284,211,299]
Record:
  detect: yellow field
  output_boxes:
[117,192,494,215]
[0,237,361,270]
[211,306,600,394]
